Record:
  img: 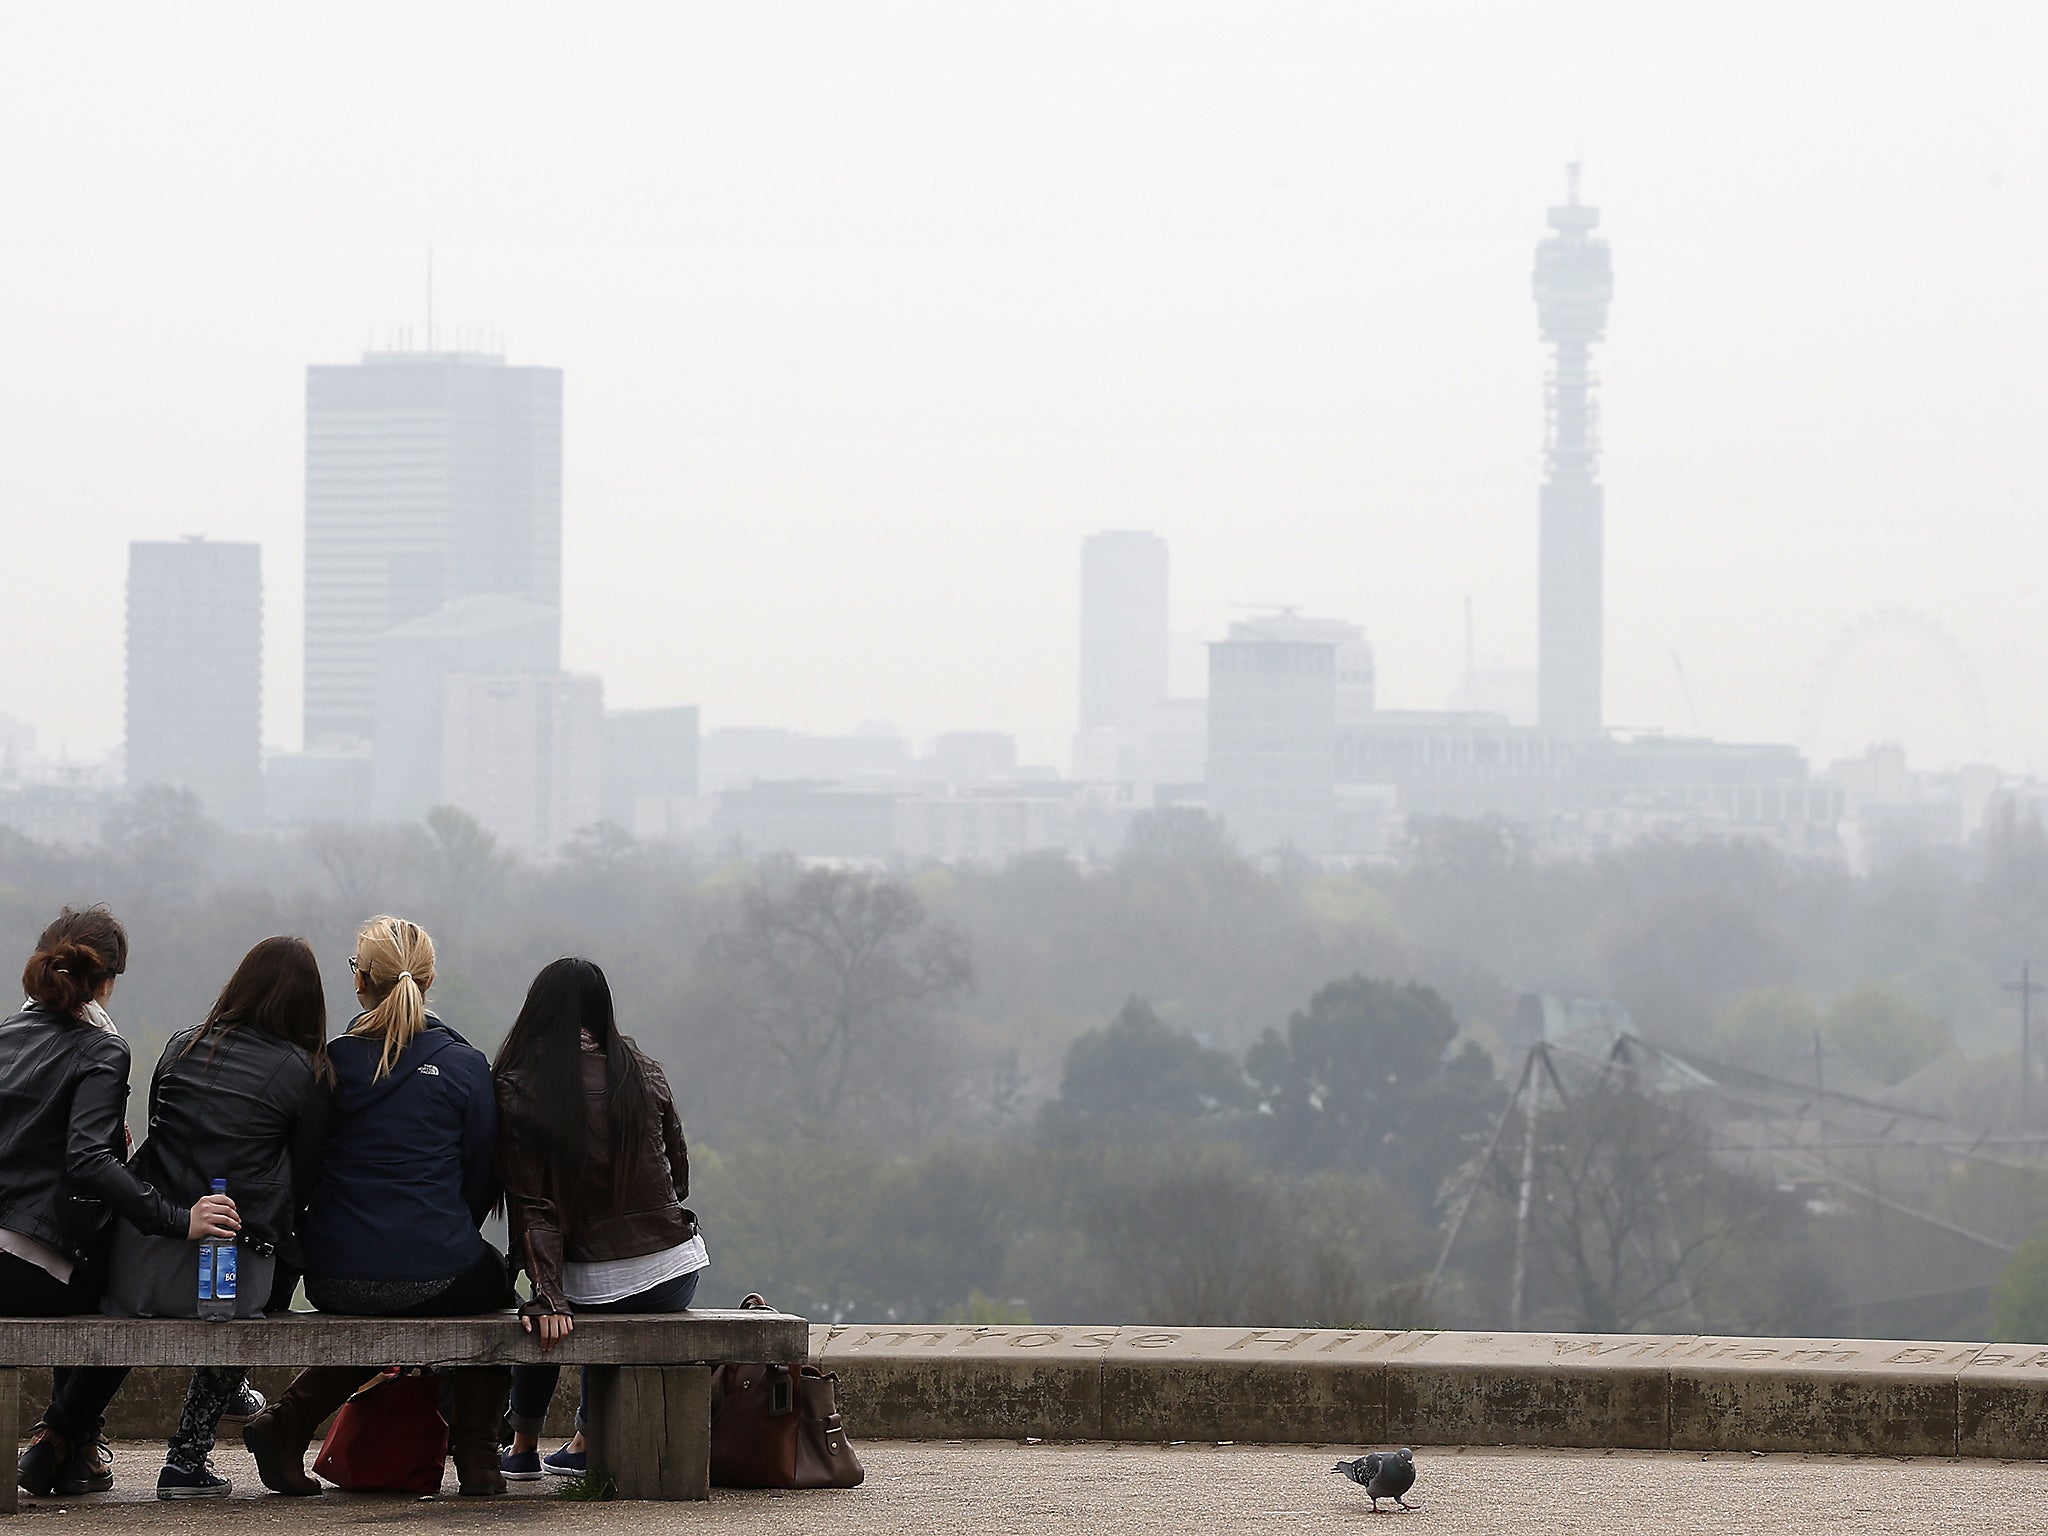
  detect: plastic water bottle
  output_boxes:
[197,1178,236,1322]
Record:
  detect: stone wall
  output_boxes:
[811,1325,2048,1458]
[31,1324,2048,1458]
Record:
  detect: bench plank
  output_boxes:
[0,1311,806,1369]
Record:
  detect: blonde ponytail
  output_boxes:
[348,915,437,1079]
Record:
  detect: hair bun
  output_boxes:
[22,939,108,1015]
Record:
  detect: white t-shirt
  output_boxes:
[562,1235,708,1307]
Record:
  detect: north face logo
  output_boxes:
[417,1064,441,1076]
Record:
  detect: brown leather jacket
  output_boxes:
[496,1034,698,1316]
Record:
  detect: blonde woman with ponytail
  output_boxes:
[243,917,512,1499]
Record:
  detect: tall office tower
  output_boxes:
[1205,619,1337,857]
[304,349,562,747]
[1533,164,1613,737]
[1075,530,1169,780]
[125,538,263,823]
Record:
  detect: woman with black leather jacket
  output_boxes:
[100,935,333,1498]
[1,906,240,1498]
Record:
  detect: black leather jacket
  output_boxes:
[129,1023,331,1265]
[0,1006,186,1260]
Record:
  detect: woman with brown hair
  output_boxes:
[101,935,334,1497]
[2,906,240,1498]
[241,915,511,1498]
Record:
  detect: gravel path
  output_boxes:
[9,1438,2033,1533]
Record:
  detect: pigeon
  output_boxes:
[1331,1447,1417,1511]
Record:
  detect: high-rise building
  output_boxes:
[1533,165,1613,737]
[124,539,263,823]
[1206,619,1337,857]
[1075,530,1169,779]
[441,672,603,858]
[304,349,562,747]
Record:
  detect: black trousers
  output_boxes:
[304,1246,512,1318]
[0,1251,127,1443]
[2,1251,303,1446]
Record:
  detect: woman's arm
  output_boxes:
[67,1039,189,1239]
[145,1036,173,1131]
[645,1057,691,1206]
[495,1080,569,1316]
[459,1051,502,1225]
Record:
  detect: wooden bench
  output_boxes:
[0,1308,809,1511]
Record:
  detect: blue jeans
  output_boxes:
[506,1268,701,1436]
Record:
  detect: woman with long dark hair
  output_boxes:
[495,958,704,1481]
[2,906,240,1498]
[100,935,333,1497]
[240,915,511,1498]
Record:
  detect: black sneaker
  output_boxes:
[53,1436,114,1495]
[17,1423,68,1497]
[221,1382,268,1422]
[158,1463,233,1499]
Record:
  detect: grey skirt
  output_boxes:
[99,1222,278,1320]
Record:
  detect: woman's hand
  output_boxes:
[522,1312,575,1351]
[186,1193,240,1242]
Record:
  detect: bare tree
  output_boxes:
[305,821,425,913]
[1510,1072,1765,1333]
[700,868,972,1133]
[100,786,211,898]
[421,805,513,944]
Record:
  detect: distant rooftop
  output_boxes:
[358,349,507,367]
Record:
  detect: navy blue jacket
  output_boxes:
[300,1016,499,1282]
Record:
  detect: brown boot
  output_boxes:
[449,1369,511,1495]
[241,1366,364,1496]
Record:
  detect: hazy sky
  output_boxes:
[3,3,2043,773]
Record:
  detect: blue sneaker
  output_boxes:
[158,1463,232,1499]
[501,1449,544,1482]
[542,1443,586,1477]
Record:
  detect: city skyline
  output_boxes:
[3,5,2042,776]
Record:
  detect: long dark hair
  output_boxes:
[183,936,330,1078]
[493,958,653,1206]
[21,905,128,1016]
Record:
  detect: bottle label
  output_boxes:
[197,1245,215,1301]
[217,1243,237,1301]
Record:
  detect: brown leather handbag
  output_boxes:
[708,1295,864,1490]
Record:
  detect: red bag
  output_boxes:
[312,1370,449,1494]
